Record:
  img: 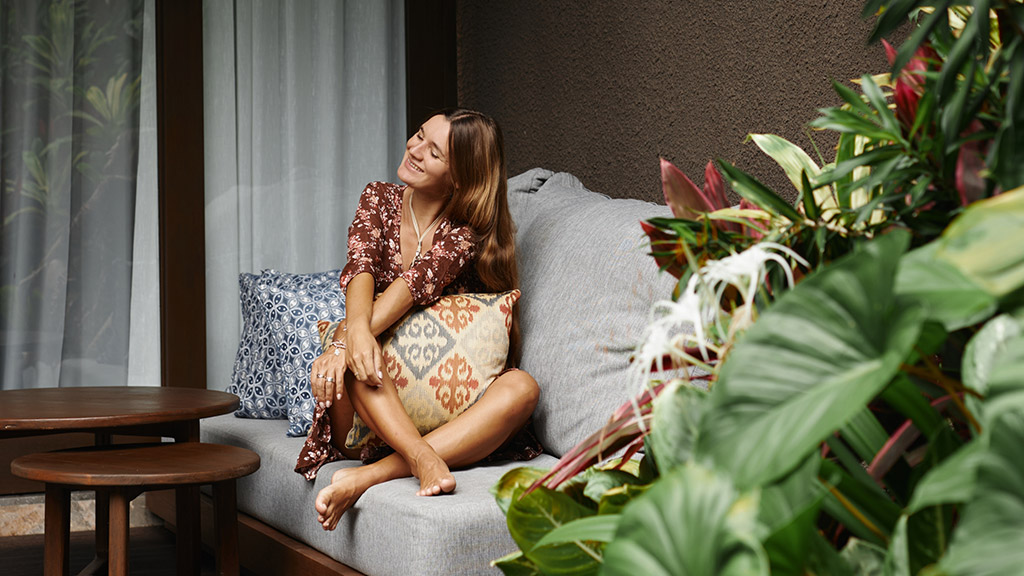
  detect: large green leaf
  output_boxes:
[938,406,1024,576]
[648,381,708,474]
[895,242,997,331]
[533,514,621,549]
[962,314,1024,420]
[697,231,924,490]
[602,465,768,576]
[759,457,824,576]
[932,187,1024,298]
[506,487,602,575]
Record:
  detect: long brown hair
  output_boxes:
[441,109,521,363]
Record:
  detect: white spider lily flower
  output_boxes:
[632,242,808,393]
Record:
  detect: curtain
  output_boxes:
[203,0,406,391]
[0,0,159,390]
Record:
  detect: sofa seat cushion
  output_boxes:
[201,413,558,576]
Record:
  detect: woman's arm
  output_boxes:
[343,272,414,387]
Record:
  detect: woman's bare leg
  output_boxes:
[314,369,540,530]
[344,368,457,495]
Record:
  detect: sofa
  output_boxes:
[161,168,677,575]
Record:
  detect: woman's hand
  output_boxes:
[346,323,385,386]
[310,345,347,407]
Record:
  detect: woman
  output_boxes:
[297,109,541,531]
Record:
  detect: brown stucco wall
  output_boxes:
[457,0,892,203]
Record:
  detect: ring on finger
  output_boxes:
[325,376,335,383]
[316,373,324,379]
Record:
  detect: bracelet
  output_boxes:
[330,340,346,356]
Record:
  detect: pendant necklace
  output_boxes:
[408,190,443,262]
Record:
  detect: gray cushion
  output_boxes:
[508,171,676,457]
[202,414,559,576]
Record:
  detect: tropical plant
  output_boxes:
[492,1,1024,575]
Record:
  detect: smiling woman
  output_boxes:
[296,109,542,531]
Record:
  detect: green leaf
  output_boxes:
[883,516,911,576]
[648,381,708,473]
[932,186,1024,298]
[760,457,824,576]
[748,134,821,194]
[907,440,985,515]
[492,551,541,576]
[506,487,602,574]
[533,514,621,549]
[602,465,768,576]
[879,374,948,441]
[963,314,1024,408]
[840,538,887,576]
[938,407,1024,576]
[896,242,997,331]
[492,467,549,515]
[860,74,902,139]
[716,159,803,223]
[596,482,651,516]
[697,231,924,490]
[582,469,643,504]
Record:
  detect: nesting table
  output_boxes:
[0,386,253,576]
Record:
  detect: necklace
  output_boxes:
[407,189,444,262]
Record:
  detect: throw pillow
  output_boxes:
[259,269,345,437]
[227,272,288,419]
[316,290,520,449]
[227,269,345,437]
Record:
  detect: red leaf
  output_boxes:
[956,135,988,206]
[661,158,716,219]
[641,220,686,278]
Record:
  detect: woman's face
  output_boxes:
[397,115,451,193]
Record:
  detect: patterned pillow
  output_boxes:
[227,272,288,419]
[228,269,345,437]
[260,270,345,437]
[316,290,520,449]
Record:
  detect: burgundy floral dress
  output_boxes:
[295,182,540,480]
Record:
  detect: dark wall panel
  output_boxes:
[458,0,890,203]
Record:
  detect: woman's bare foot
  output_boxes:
[315,467,373,530]
[408,447,456,496]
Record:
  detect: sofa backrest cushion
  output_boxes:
[507,169,676,457]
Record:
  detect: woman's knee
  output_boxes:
[495,369,540,412]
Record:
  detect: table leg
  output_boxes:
[108,488,131,576]
[176,484,201,576]
[94,432,112,566]
[213,479,240,576]
[43,484,70,576]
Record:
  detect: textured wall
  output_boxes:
[458,0,891,203]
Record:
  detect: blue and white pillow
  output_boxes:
[228,269,346,437]
[261,270,345,436]
[228,272,288,419]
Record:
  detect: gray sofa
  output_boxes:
[197,168,676,575]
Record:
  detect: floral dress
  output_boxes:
[295,182,540,479]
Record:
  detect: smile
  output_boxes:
[406,158,424,173]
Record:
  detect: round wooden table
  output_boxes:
[0,386,240,575]
[13,442,260,576]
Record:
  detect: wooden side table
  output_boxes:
[0,386,240,575]
[12,442,260,576]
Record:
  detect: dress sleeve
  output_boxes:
[339,183,387,293]
[400,223,477,305]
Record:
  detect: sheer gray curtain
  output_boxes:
[203,0,406,391]
[0,0,159,390]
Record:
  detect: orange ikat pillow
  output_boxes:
[317,290,520,449]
